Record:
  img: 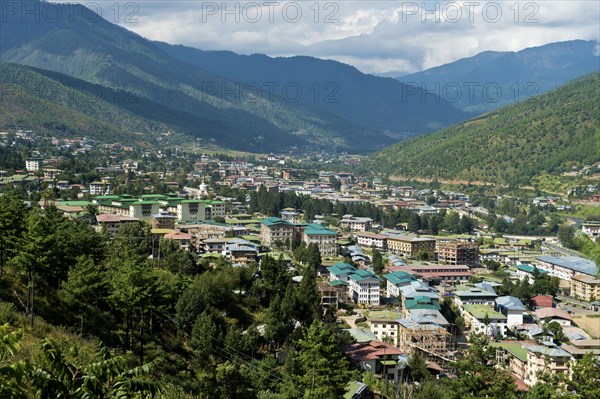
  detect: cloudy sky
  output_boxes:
[65,1,600,75]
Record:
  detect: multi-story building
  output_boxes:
[367,311,402,345]
[535,255,598,281]
[494,296,526,328]
[302,224,338,257]
[129,201,161,221]
[355,232,388,251]
[95,214,140,236]
[462,304,507,337]
[340,215,373,232]
[437,241,479,265]
[260,217,296,248]
[570,274,600,302]
[516,264,549,284]
[386,234,436,259]
[524,344,572,386]
[152,210,177,230]
[89,181,111,196]
[348,270,381,306]
[403,264,472,285]
[25,158,43,171]
[177,200,207,223]
[384,271,417,298]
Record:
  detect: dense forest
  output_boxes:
[364,73,600,187]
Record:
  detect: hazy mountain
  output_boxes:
[365,73,600,186]
[398,40,600,113]
[155,43,470,138]
[0,0,396,152]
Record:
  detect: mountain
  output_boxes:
[398,40,600,113]
[156,43,469,137]
[0,0,394,152]
[366,73,600,187]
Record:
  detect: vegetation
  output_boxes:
[365,73,600,188]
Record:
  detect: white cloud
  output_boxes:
[56,1,600,75]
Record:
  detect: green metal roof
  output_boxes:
[463,304,506,320]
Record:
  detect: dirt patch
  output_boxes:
[572,315,600,338]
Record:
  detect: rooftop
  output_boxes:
[535,255,598,276]
[463,304,506,320]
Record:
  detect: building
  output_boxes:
[533,307,572,326]
[348,270,381,306]
[95,213,140,236]
[437,241,479,265]
[129,201,161,221]
[340,215,373,232]
[462,304,507,337]
[280,210,302,223]
[397,316,451,357]
[495,296,526,328]
[386,234,436,259]
[534,255,598,281]
[302,224,338,257]
[524,343,572,386]
[384,271,417,298]
[222,241,258,265]
[152,210,177,229]
[163,230,193,252]
[403,264,472,285]
[453,285,498,308]
[516,264,548,284]
[342,340,406,382]
[570,274,600,302]
[355,232,388,251]
[368,310,403,345]
[177,200,207,223]
[25,158,43,171]
[581,221,600,238]
[89,181,111,196]
[260,217,296,248]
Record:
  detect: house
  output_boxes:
[403,264,472,285]
[222,240,258,265]
[328,262,358,283]
[386,233,436,259]
[89,181,111,196]
[342,340,406,382]
[437,241,479,265]
[163,230,193,252]
[581,221,600,238]
[462,304,507,337]
[534,255,598,281]
[280,209,302,223]
[368,310,402,345]
[516,264,548,284]
[302,224,338,257]
[495,296,526,328]
[340,215,373,232]
[531,295,553,309]
[533,308,572,326]
[570,274,600,302]
[152,210,177,230]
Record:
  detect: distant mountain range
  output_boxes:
[0,0,467,152]
[365,73,600,187]
[398,40,600,113]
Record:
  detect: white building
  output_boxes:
[348,270,381,306]
[129,201,161,221]
[581,222,600,238]
[340,215,373,232]
[355,232,388,251]
[25,158,43,171]
[535,255,598,281]
[89,181,111,196]
[462,304,507,338]
[495,296,526,328]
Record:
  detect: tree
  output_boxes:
[570,352,600,398]
[0,189,28,268]
[191,307,225,360]
[372,249,384,275]
[289,321,350,398]
[295,264,321,326]
[60,255,108,336]
[408,213,421,232]
[158,238,196,275]
[407,352,429,382]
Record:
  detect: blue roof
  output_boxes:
[495,296,526,311]
[536,256,598,276]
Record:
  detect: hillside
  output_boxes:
[156,43,469,137]
[0,63,179,145]
[366,73,600,187]
[398,40,600,113]
[0,0,396,152]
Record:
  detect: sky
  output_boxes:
[58,1,600,75]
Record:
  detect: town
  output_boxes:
[0,129,599,398]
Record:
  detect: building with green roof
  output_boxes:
[462,304,507,338]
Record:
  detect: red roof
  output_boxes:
[533,307,572,321]
[96,214,139,223]
[164,230,192,240]
[342,340,404,362]
[531,295,553,308]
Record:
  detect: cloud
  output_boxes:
[55,1,600,75]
